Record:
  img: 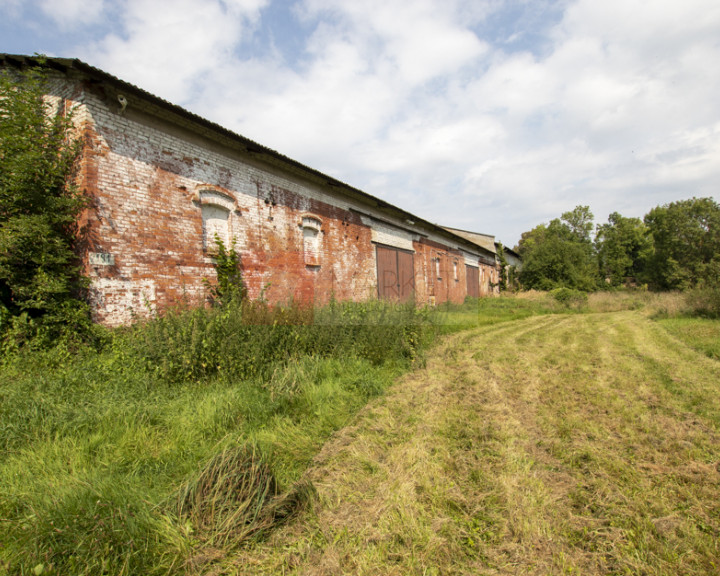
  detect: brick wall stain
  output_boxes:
[49,77,494,326]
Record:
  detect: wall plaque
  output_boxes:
[89,252,115,266]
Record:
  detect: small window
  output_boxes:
[302,216,322,266]
[435,257,442,279]
[196,188,236,252]
[201,204,230,251]
[453,260,459,282]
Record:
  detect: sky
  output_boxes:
[1,0,719,247]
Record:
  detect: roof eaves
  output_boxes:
[1,54,491,256]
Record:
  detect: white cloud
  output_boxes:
[300,0,487,83]
[9,0,718,245]
[38,0,106,28]
[81,0,268,104]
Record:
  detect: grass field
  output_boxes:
[656,317,720,361]
[225,309,720,575]
[1,294,719,575]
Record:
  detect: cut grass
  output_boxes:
[224,311,720,575]
[2,295,717,575]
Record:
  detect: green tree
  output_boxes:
[496,242,508,292]
[595,212,653,286]
[562,205,594,244]
[517,206,598,291]
[0,64,89,342]
[643,197,720,290]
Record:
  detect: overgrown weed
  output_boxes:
[113,297,430,385]
[0,296,451,575]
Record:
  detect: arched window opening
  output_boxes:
[196,187,236,253]
[301,216,322,266]
[201,204,230,251]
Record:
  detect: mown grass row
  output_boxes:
[215,307,720,575]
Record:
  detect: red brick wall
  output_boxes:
[58,78,493,325]
[68,82,382,324]
[412,239,468,305]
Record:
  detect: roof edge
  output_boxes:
[1,53,495,257]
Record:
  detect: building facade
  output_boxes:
[2,55,500,326]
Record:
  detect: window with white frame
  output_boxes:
[201,204,230,250]
[197,188,236,252]
[302,216,322,266]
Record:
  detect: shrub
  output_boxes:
[549,287,588,309]
[0,62,92,349]
[203,236,246,307]
[685,285,720,318]
[114,298,432,385]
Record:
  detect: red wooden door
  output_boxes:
[466,265,479,298]
[397,250,415,300]
[376,245,415,301]
[377,245,399,300]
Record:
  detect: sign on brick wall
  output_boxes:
[89,252,115,266]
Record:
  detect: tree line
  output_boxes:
[515,199,720,293]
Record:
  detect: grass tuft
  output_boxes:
[176,445,313,549]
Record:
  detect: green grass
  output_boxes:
[222,310,720,576]
[0,374,391,575]
[656,316,720,360]
[0,299,431,575]
[5,296,546,576]
[432,295,556,333]
[3,292,714,575]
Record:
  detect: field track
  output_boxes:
[227,311,720,575]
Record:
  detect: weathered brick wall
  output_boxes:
[49,76,492,325]
[412,239,469,305]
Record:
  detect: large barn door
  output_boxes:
[397,250,415,300]
[377,245,399,300]
[466,265,479,298]
[377,245,415,301]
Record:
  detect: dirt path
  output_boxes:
[225,312,720,575]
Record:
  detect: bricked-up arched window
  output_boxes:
[301,216,322,266]
[201,204,229,250]
[197,189,236,252]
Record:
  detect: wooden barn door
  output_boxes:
[466,265,479,298]
[397,250,414,300]
[376,245,415,301]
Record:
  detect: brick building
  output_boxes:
[2,55,500,326]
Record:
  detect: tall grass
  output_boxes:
[113,298,429,384]
[0,298,436,575]
[0,293,623,575]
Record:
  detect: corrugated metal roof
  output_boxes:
[442,227,496,254]
[1,53,496,259]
